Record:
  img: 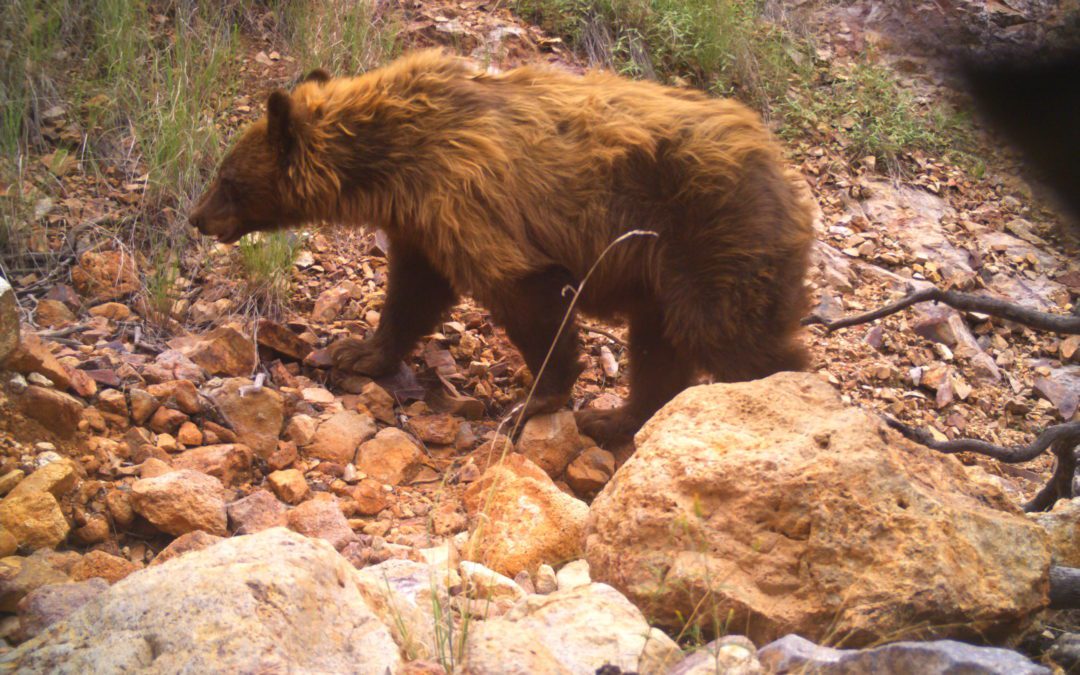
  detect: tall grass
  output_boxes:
[270,0,399,76]
[237,231,301,317]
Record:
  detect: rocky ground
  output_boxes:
[1,0,1079,673]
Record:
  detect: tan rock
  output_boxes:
[169,326,256,378]
[284,414,318,446]
[517,411,582,477]
[72,515,110,545]
[287,498,356,550]
[0,528,17,558]
[34,299,75,328]
[311,286,350,322]
[227,490,287,534]
[88,302,132,321]
[2,333,70,390]
[0,471,24,498]
[256,318,311,361]
[350,478,390,515]
[309,410,376,464]
[18,386,83,438]
[565,447,615,495]
[267,440,299,471]
[130,469,227,536]
[70,250,139,301]
[172,444,253,488]
[150,531,224,566]
[8,459,78,500]
[463,454,588,577]
[268,469,309,505]
[459,561,527,602]
[146,379,202,415]
[355,428,423,486]
[359,382,396,424]
[301,387,336,405]
[0,491,70,550]
[586,373,1051,647]
[176,421,203,447]
[105,490,135,529]
[96,389,127,418]
[149,406,188,434]
[70,550,139,584]
[408,413,460,445]
[142,349,206,385]
[204,377,284,459]
[127,388,158,424]
[140,457,173,478]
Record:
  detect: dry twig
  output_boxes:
[804,285,1080,334]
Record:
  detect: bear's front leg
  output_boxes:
[488,267,585,427]
[330,239,457,377]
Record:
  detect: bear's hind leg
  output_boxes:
[330,239,456,377]
[576,303,694,447]
[490,267,585,423]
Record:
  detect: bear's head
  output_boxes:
[189,69,331,244]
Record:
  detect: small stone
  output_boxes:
[0,471,24,498]
[88,302,132,321]
[203,378,284,459]
[459,561,527,602]
[70,550,139,584]
[8,458,77,499]
[176,421,203,447]
[142,350,205,385]
[156,433,179,452]
[70,249,139,301]
[149,406,188,434]
[287,498,356,550]
[565,447,615,495]
[359,382,396,424]
[284,414,318,445]
[140,457,173,478]
[268,469,309,505]
[0,491,70,550]
[267,440,299,471]
[0,277,17,363]
[105,490,135,528]
[311,286,350,322]
[34,299,75,327]
[18,386,83,437]
[172,444,253,488]
[130,469,227,536]
[256,318,311,361]
[355,428,423,486]
[350,478,390,516]
[227,490,287,534]
[128,388,159,424]
[301,387,336,404]
[517,411,582,477]
[535,564,557,594]
[72,515,109,545]
[308,411,376,464]
[0,528,17,557]
[149,530,225,566]
[146,379,202,415]
[408,413,460,445]
[168,326,256,378]
[556,559,591,591]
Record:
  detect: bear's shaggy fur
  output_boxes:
[189,50,815,446]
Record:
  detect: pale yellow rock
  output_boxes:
[0,492,70,550]
[586,372,1051,647]
[463,454,588,577]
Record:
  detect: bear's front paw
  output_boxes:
[329,336,398,378]
[575,407,640,449]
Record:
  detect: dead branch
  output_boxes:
[582,324,627,347]
[804,286,1080,334]
[884,416,1080,512]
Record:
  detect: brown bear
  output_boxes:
[189,50,815,447]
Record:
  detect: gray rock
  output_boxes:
[757,634,1049,675]
[0,276,17,363]
[0,528,402,674]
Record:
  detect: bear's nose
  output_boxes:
[189,213,204,232]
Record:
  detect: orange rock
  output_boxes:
[3,333,71,390]
[70,550,139,584]
[70,250,139,301]
[168,326,256,378]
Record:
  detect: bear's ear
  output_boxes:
[302,68,331,85]
[266,89,297,160]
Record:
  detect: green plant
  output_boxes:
[237,231,301,316]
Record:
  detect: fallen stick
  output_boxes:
[804,286,1080,334]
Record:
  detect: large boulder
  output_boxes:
[464,454,588,577]
[0,528,402,673]
[586,372,1050,647]
[462,582,681,674]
